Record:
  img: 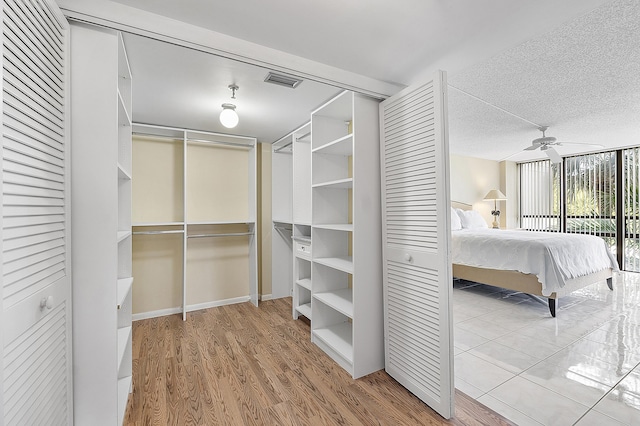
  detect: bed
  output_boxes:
[451,202,618,317]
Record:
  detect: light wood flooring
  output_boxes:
[125,298,513,425]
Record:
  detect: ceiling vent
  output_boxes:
[264,72,303,89]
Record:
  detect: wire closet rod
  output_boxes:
[187,232,254,239]
[296,131,311,141]
[273,142,293,153]
[133,230,185,235]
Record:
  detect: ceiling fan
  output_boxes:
[517,126,604,164]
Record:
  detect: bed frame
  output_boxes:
[451,201,613,317]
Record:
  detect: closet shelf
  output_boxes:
[312,178,352,189]
[313,323,353,364]
[117,277,133,309]
[314,256,353,274]
[132,222,184,227]
[312,134,353,156]
[117,326,131,372]
[292,235,311,244]
[117,90,132,127]
[313,223,353,232]
[296,278,312,291]
[295,303,312,319]
[314,289,353,318]
[272,218,293,225]
[187,220,255,226]
[117,375,132,425]
[117,231,131,243]
[117,163,132,181]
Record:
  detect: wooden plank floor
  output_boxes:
[124,298,513,425]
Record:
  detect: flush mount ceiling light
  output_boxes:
[220,84,239,128]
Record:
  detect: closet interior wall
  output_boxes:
[131,124,258,321]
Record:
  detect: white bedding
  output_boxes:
[451,229,619,296]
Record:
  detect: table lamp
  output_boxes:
[483,189,507,229]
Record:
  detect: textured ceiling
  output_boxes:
[108,0,608,85]
[448,0,640,162]
[104,0,640,161]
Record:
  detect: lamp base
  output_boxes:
[491,217,500,229]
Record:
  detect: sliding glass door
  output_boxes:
[519,147,640,272]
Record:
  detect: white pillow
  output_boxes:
[457,209,488,229]
[451,207,462,230]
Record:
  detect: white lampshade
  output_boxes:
[483,189,507,201]
[220,103,238,128]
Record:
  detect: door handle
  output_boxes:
[39,295,54,311]
[404,253,413,263]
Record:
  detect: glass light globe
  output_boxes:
[220,103,238,128]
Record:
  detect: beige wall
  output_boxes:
[131,135,255,316]
[450,154,503,227]
[259,143,272,297]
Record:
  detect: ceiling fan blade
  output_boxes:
[545,146,562,164]
[557,141,605,148]
[524,144,540,151]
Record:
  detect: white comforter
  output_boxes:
[451,229,619,296]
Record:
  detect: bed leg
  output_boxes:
[607,277,613,291]
[548,299,556,317]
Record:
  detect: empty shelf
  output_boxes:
[312,134,353,156]
[312,178,352,189]
[132,222,183,227]
[117,163,132,180]
[117,277,133,309]
[313,322,353,364]
[296,278,312,291]
[117,375,132,424]
[313,224,353,232]
[314,289,353,318]
[296,303,312,319]
[117,326,131,371]
[117,231,131,243]
[314,256,353,274]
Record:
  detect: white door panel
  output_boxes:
[2,0,71,424]
[380,71,453,419]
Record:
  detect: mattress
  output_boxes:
[451,228,618,296]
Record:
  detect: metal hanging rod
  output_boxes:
[296,131,311,141]
[273,141,293,153]
[133,230,185,235]
[187,138,254,149]
[187,232,254,239]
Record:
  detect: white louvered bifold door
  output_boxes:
[1,0,71,425]
[379,70,454,419]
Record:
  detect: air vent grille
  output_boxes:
[264,72,303,88]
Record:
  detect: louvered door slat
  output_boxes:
[380,71,453,419]
[4,11,63,87]
[4,89,64,137]
[4,68,64,122]
[5,0,63,65]
[2,0,70,424]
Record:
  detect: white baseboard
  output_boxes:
[260,294,272,301]
[185,296,250,313]
[132,307,182,321]
[132,295,251,321]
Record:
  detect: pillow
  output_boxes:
[450,207,462,230]
[457,209,488,229]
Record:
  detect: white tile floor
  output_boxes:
[453,272,640,426]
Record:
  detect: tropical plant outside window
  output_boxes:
[520,148,640,272]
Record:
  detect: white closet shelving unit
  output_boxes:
[310,91,383,379]
[271,122,312,304]
[131,124,258,320]
[271,127,294,300]
[71,24,133,425]
[291,124,312,319]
